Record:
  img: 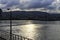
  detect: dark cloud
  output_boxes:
[0,0,55,9]
[0,0,7,4]
[6,1,19,7]
[0,0,19,8]
[19,0,54,9]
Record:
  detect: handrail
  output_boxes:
[0,31,32,40]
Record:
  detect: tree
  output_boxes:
[0,9,2,19]
[0,9,2,13]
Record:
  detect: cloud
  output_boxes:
[0,4,6,8]
[1,0,60,13]
[0,0,19,8]
[47,0,60,10]
[19,0,54,9]
[0,0,54,9]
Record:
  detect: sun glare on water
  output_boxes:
[18,21,44,39]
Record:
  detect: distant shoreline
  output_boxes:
[0,11,60,21]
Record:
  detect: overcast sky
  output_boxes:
[0,0,60,12]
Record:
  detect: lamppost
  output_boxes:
[7,8,12,40]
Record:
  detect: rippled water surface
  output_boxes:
[0,20,60,40]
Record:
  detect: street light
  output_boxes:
[7,8,12,40]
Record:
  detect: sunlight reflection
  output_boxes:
[12,20,46,40]
[19,24,36,39]
[18,21,44,40]
[11,20,45,40]
[25,24,35,32]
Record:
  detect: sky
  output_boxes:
[0,0,60,13]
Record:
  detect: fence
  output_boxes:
[0,31,32,40]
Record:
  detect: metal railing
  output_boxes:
[0,31,32,40]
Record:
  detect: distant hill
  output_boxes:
[0,11,60,21]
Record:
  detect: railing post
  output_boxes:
[0,31,32,40]
[20,36,22,40]
[18,35,19,40]
[12,34,14,40]
[15,35,16,40]
[23,37,25,40]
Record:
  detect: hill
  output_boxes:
[0,11,60,21]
